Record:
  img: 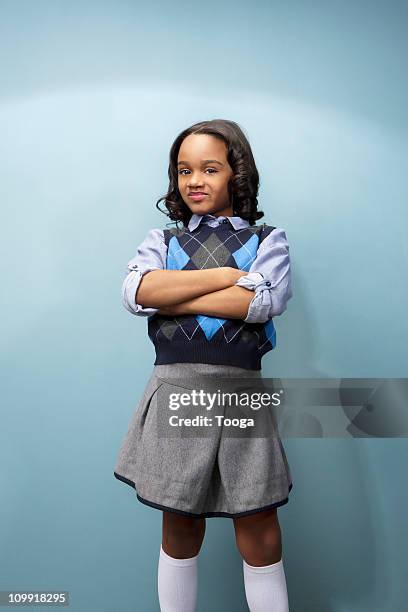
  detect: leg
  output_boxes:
[233,507,282,566]
[233,508,289,611]
[162,510,206,558]
[158,511,206,612]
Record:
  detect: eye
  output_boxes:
[178,168,217,175]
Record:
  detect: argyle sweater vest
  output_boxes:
[147,221,277,370]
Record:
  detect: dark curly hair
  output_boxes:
[156,119,265,228]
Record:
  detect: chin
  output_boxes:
[193,205,214,212]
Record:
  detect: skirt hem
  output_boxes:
[114,471,293,519]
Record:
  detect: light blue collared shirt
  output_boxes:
[121,213,293,323]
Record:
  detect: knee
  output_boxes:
[235,523,282,566]
[162,513,206,558]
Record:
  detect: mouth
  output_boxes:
[188,193,208,201]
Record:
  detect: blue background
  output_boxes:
[1,1,407,610]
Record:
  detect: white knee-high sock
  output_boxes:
[158,544,198,612]
[243,557,289,612]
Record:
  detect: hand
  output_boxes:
[226,266,248,284]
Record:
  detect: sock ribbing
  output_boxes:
[243,556,289,611]
[243,556,284,573]
[158,544,199,612]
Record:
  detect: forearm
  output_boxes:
[136,267,246,307]
[157,285,255,320]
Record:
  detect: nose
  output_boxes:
[187,173,205,188]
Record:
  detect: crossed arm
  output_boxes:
[136,267,256,320]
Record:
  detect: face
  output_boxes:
[177,133,234,217]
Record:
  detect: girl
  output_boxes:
[114,119,293,612]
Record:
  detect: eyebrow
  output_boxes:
[177,159,225,167]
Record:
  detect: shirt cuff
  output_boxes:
[235,272,274,323]
[122,266,161,316]
[244,289,273,323]
[235,272,272,292]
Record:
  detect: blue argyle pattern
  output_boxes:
[147,221,278,369]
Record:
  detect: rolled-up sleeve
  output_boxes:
[235,228,293,324]
[121,228,167,316]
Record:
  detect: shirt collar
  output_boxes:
[187,213,250,231]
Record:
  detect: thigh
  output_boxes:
[233,507,279,537]
[162,510,206,532]
[162,511,206,546]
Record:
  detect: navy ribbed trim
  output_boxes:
[153,340,262,371]
[114,471,293,519]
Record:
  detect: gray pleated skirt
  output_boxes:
[113,362,293,518]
